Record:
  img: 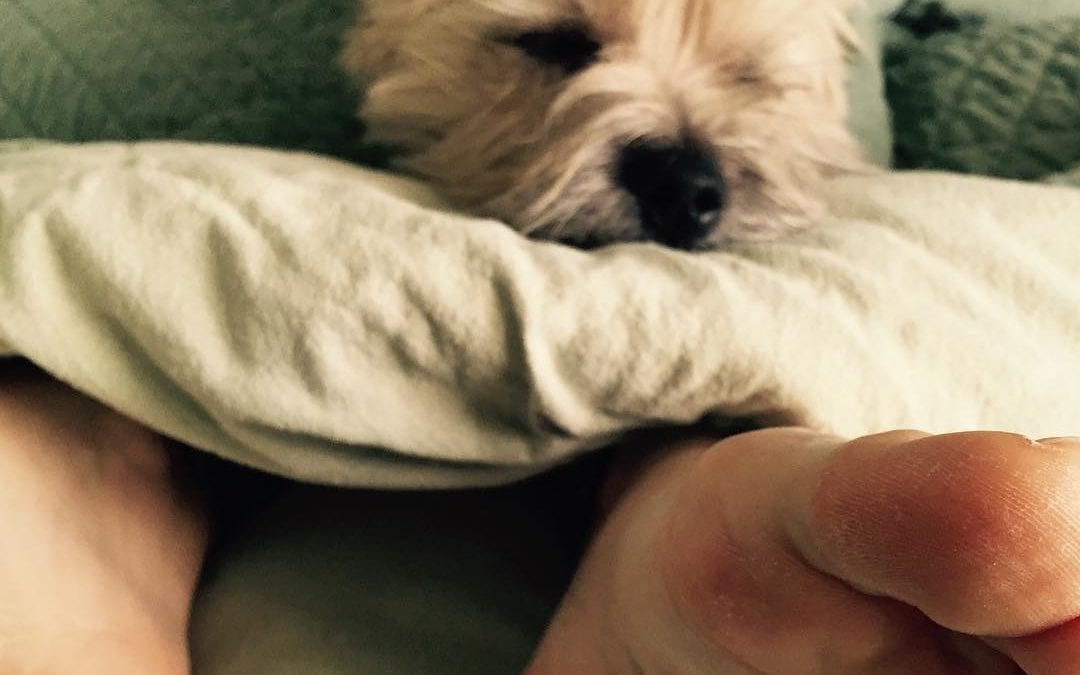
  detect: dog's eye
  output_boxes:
[510,27,601,74]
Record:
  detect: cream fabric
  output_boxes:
[3,141,1079,488]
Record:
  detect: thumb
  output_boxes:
[784,431,1080,639]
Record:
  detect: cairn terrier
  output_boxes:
[343,0,862,250]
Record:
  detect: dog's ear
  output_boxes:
[831,0,867,58]
[810,0,864,117]
[792,0,867,170]
[340,1,425,81]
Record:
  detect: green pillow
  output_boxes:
[943,0,1080,23]
[886,1,1080,179]
[2,0,899,168]
[0,0,376,164]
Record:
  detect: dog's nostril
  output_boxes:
[616,140,727,249]
[692,184,723,221]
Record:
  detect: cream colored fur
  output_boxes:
[343,0,864,246]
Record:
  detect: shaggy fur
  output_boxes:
[343,0,864,248]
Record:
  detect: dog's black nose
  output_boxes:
[616,140,726,249]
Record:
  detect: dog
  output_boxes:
[342,0,863,250]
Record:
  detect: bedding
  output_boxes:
[846,0,907,165]
[190,472,585,674]
[937,0,1080,22]
[3,140,1080,490]
[0,0,376,163]
[1049,166,1080,188]
[887,15,1080,179]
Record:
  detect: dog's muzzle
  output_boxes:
[616,140,727,250]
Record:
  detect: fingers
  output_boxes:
[533,429,1080,675]
[785,431,1080,639]
[658,429,974,674]
[671,428,1080,674]
[991,616,1080,675]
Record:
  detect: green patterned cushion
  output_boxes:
[1048,166,1080,189]
[887,18,1080,179]
[0,0,378,164]
[942,0,1080,24]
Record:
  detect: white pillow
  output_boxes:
[2,141,1079,489]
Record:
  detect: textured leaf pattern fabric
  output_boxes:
[887,19,1080,179]
[0,0,380,164]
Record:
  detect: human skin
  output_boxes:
[1,364,1078,674]
[527,429,1080,674]
[0,363,206,675]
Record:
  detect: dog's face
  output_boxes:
[343,0,863,249]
